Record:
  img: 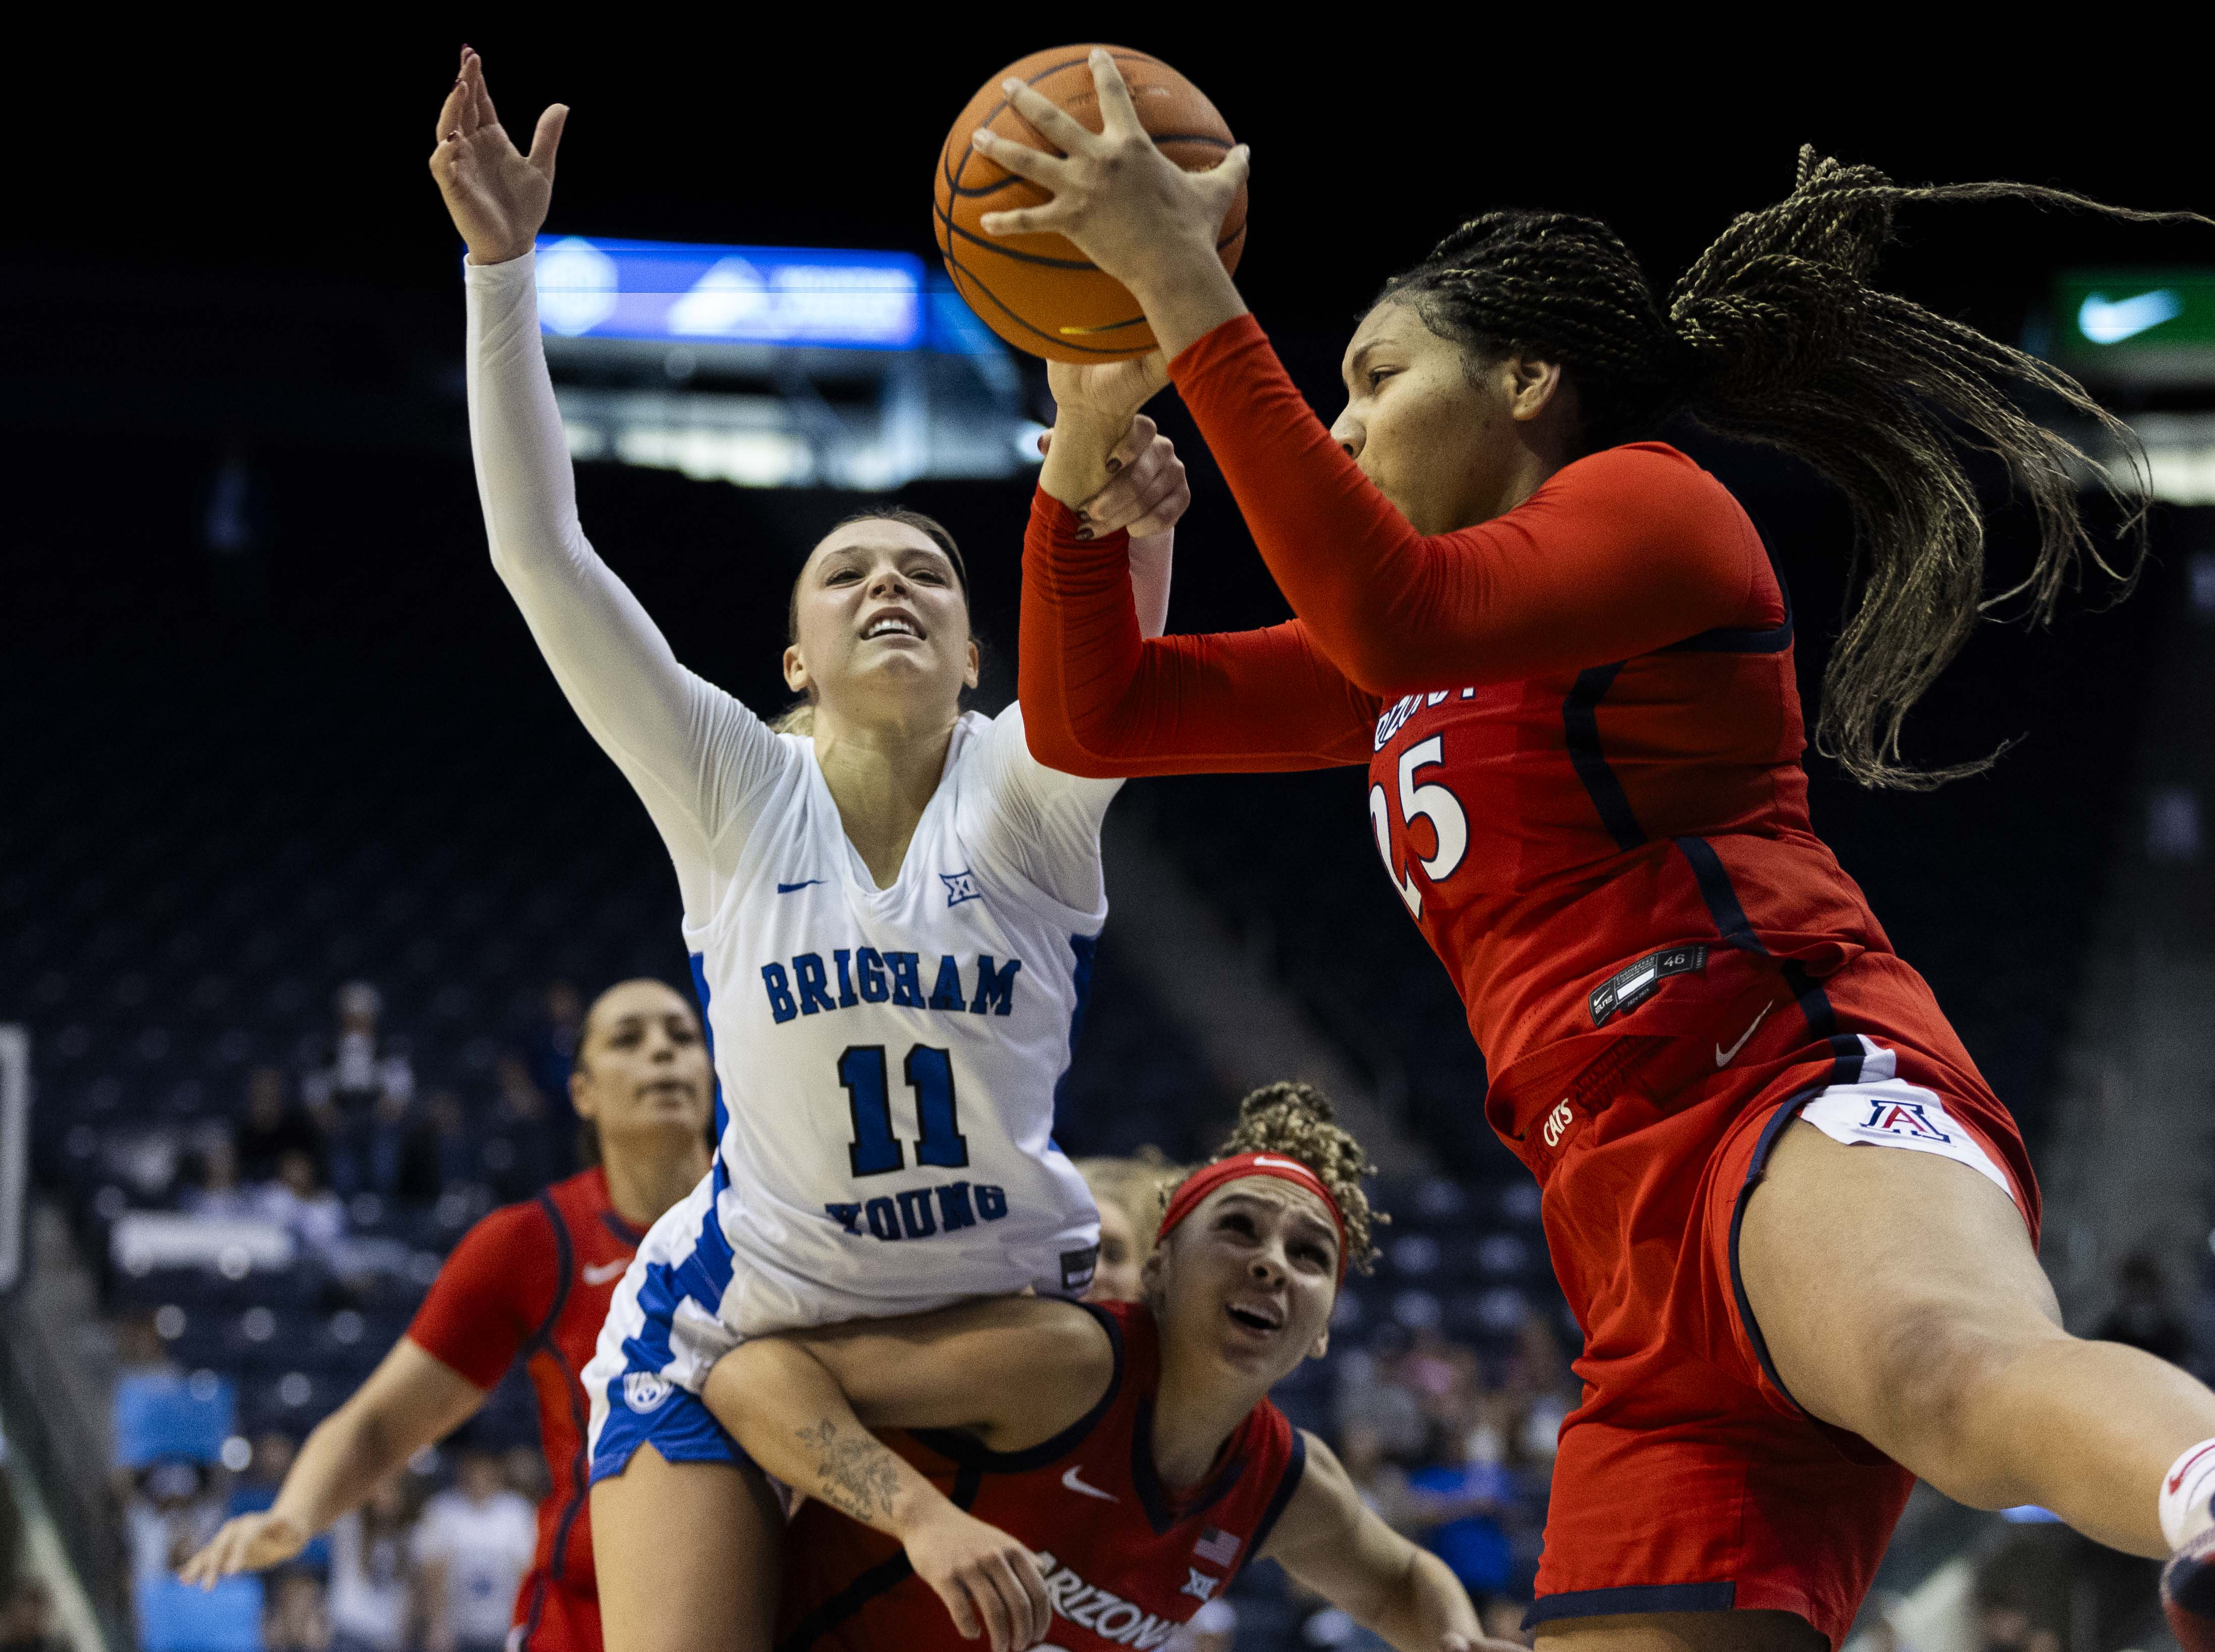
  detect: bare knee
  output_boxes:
[1843,1300,2066,1507]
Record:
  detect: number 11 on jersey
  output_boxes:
[839,1044,970,1176]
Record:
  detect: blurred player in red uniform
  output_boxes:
[183,978,712,1652]
[705,1084,1504,1652]
[980,50,2215,1652]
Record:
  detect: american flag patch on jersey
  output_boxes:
[1193,1527,1240,1567]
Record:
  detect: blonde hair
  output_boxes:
[1075,1147,1188,1264]
[1174,1081,1385,1273]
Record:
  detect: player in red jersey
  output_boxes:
[702,1083,1503,1652]
[966,51,2215,1652]
[182,978,713,1652]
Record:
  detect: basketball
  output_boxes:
[933,45,1247,364]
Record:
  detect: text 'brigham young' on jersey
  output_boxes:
[759,948,1022,1023]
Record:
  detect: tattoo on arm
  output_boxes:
[795,1418,905,1524]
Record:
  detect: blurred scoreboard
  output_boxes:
[527,235,1038,490]
[533,236,925,351]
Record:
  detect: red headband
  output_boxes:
[1156,1153,1350,1284]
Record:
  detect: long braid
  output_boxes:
[1380,148,2201,789]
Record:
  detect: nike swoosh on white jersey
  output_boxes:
[1715,1002,1774,1069]
[1061,1465,1117,1502]
[2078,290,2183,344]
[583,1258,633,1287]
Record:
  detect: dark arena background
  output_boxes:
[4,26,2212,1652]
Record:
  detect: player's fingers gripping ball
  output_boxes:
[934,45,1246,362]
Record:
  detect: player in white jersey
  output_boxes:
[430,48,1192,1652]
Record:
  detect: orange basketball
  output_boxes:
[934,45,1246,364]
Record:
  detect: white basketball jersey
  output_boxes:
[684,708,1103,1338]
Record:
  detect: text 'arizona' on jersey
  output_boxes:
[778,1301,1305,1652]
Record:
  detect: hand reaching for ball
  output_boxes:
[970,49,1251,358]
[1043,415,1189,543]
[429,47,567,267]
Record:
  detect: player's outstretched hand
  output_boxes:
[971,49,1247,296]
[176,1510,311,1588]
[902,1503,1053,1652]
[428,46,567,267]
[1051,416,1188,542]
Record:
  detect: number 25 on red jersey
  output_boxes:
[1368,735,1469,919]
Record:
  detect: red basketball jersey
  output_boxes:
[407,1166,644,1633]
[1018,322,2004,1158]
[777,1301,1306,1652]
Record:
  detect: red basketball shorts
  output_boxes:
[1506,959,2038,1648]
[509,1571,601,1652]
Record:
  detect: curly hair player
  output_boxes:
[426,46,1195,1652]
[988,48,2215,1652]
[705,1084,1515,1652]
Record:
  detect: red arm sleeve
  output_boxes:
[1019,490,1377,777]
[1167,316,1769,695]
[404,1200,556,1391]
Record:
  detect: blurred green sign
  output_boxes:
[2054,272,2215,381]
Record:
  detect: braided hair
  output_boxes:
[1381,147,2195,789]
[1169,1081,1386,1273]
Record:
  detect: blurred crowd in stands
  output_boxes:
[124,1431,536,1652]
[153,977,584,1230]
[83,978,583,1651]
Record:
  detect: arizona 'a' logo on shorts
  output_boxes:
[623,1371,675,1413]
[1860,1099,1952,1142]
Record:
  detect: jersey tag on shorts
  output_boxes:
[1588,944,1707,1027]
[1060,1244,1099,1294]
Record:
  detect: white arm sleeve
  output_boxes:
[466,252,784,923]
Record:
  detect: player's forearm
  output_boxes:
[1367,1547,1482,1652]
[466,254,591,587]
[1039,409,1129,509]
[1128,531,1173,640]
[706,1340,950,1542]
[1125,256,1248,368]
[269,1399,424,1535]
